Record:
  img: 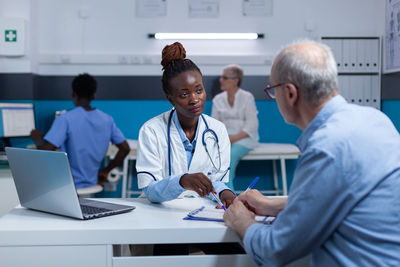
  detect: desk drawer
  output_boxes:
[113,254,257,267]
[0,245,108,267]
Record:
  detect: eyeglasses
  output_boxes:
[220,76,237,80]
[264,83,284,99]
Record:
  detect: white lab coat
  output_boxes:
[136,110,231,198]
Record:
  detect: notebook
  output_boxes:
[6,147,135,220]
[184,206,275,224]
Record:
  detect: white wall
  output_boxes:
[0,0,386,75]
[0,0,32,73]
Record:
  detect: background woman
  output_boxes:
[212,64,259,191]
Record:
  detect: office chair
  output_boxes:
[76,184,103,198]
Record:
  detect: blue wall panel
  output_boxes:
[29,99,301,194]
[10,99,399,195]
[32,100,302,142]
[382,100,400,132]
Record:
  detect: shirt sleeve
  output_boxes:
[110,119,126,145]
[43,115,68,147]
[242,149,357,266]
[213,180,234,196]
[242,93,259,140]
[143,174,186,203]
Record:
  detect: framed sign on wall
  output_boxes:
[384,0,400,73]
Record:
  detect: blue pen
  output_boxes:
[244,176,260,193]
[211,190,226,211]
[189,206,205,216]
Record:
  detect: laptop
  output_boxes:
[6,147,135,220]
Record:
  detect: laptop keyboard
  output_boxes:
[79,199,135,219]
[81,205,110,215]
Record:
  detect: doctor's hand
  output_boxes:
[220,189,236,208]
[179,173,213,197]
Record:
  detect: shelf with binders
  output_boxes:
[321,36,381,109]
[338,74,381,109]
[321,37,381,74]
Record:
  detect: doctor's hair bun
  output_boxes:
[161,42,202,95]
[161,42,186,69]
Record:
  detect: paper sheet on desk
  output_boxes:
[183,206,275,224]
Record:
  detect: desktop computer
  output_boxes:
[0,102,35,161]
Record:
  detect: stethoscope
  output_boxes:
[167,109,221,176]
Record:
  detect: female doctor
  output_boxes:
[136,42,236,207]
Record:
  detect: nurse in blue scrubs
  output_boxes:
[31,73,130,189]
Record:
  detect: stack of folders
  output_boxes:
[184,206,275,224]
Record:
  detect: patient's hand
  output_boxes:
[238,189,287,216]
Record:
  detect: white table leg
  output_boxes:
[280,158,288,195]
[272,160,279,196]
[122,158,128,198]
[127,159,134,197]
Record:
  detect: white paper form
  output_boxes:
[385,0,400,72]
[184,206,275,224]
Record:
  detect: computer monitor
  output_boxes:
[0,103,35,137]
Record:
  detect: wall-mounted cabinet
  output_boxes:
[321,37,381,109]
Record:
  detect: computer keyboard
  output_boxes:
[81,205,110,215]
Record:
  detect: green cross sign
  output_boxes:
[5,30,17,42]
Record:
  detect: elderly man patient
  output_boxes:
[223,40,400,266]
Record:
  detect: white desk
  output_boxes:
[107,141,301,198]
[0,168,19,216]
[0,198,257,267]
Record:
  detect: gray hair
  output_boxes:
[271,40,338,106]
[223,64,243,87]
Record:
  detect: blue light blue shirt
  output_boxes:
[44,107,126,189]
[143,112,231,203]
[172,111,198,168]
[243,95,400,266]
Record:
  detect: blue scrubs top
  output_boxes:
[44,106,126,189]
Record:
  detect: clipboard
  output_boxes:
[183,206,275,224]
